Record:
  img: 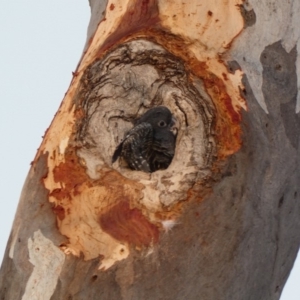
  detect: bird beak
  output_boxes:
[170,116,178,136]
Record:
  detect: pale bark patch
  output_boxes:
[21,230,64,300]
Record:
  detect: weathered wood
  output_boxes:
[1,1,300,299]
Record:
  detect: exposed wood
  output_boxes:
[1,0,300,299]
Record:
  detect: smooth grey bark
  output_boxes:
[85,0,107,49]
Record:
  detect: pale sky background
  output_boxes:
[0,1,299,299]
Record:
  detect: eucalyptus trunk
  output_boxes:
[1,1,300,299]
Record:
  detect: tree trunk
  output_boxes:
[1,0,300,299]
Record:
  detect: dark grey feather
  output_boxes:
[112,106,177,173]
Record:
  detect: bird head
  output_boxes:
[136,106,178,156]
[136,106,178,136]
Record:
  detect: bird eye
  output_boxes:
[158,120,167,127]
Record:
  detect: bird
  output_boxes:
[112,106,177,173]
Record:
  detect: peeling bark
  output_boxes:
[1,1,300,300]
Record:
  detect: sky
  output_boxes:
[0,1,299,299]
